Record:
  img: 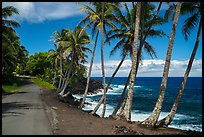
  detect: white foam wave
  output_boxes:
[72,94,82,99]
[73,89,201,132]
[117,85,141,89]
[82,100,114,117]
[82,98,202,132]
[169,124,202,132]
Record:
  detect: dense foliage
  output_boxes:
[16,51,87,86]
[2,2,201,130]
[2,6,29,84]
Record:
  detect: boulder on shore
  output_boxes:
[58,78,103,107]
[65,78,103,95]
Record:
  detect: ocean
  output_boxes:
[73,77,202,132]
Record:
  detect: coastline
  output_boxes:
[41,88,202,135]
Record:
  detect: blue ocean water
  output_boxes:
[74,77,202,132]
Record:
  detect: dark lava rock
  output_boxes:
[113,125,144,135]
[65,78,103,95]
[58,93,81,107]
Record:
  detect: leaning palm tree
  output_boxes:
[78,2,120,115]
[115,2,141,121]
[48,44,60,86]
[2,6,20,74]
[156,2,202,127]
[141,2,182,127]
[111,2,164,118]
[92,2,166,119]
[90,2,125,117]
[92,2,161,117]
[2,6,20,35]
[51,29,69,91]
[2,6,20,50]
[60,26,91,97]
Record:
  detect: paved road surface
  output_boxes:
[2,80,53,135]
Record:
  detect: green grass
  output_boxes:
[2,84,22,95]
[32,78,56,90]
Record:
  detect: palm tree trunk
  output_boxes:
[60,61,70,91]
[114,2,163,120]
[156,17,202,127]
[100,3,107,118]
[80,30,99,109]
[135,2,162,77]
[117,2,141,121]
[141,2,182,127]
[106,51,128,91]
[57,55,63,91]
[91,51,127,115]
[59,57,74,96]
[52,60,57,86]
[110,70,131,118]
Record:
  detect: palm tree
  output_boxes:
[80,30,99,109]
[115,2,141,121]
[60,26,91,97]
[48,44,60,86]
[2,6,20,39]
[156,2,202,127]
[111,2,163,118]
[51,29,69,91]
[92,2,166,118]
[78,2,120,115]
[141,2,182,127]
[2,6,20,75]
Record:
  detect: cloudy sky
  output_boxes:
[2,2,202,77]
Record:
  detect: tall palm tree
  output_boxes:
[60,26,91,97]
[2,6,20,75]
[92,2,166,118]
[2,6,20,38]
[48,44,60,86]
[52,29,69,91]
[115,2,141,121]
[156,2,202,127]
[141,2,182,127]
[111,2,163,118]
[80,30,99,109]
[78,2,120,115]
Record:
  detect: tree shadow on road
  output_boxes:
[2,101,43,117]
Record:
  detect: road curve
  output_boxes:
[2,80,53,135]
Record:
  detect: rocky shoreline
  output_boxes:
[41,87,202,135]
[58,78,103,107]
[65,78,103,95]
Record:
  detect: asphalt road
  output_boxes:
[2,80,53,135]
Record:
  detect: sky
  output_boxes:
[2,2,202,77]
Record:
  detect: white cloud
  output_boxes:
[85,59,202,77]
[2,2,85,23]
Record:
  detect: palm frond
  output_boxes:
[110,38,125,57]
[182,13,199,40]
[2,6,19,18]
[164,3,176,22]
[2,19,20,28]
[180,2,198,15]
[143,41,157,59]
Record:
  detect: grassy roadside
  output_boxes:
[32,78,56,91]
[2,77,25,95]
[2,84,23,95]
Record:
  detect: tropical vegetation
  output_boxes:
[2,2,201,131]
